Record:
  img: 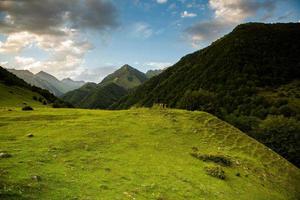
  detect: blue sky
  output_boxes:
[0,0,299,82]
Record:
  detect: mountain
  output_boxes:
[62,82,127,109]
[146,69,164,78]
[100,64,148,89]
[62,65,147,109]
[61,78,85,91]
[112,23,300,167]
[0,66,72,108]
[7,69,85,96]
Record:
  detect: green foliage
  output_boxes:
[190,152,232,166]
[205,166,226,180]
[177,89,216,112]
[22,106,33,111]
[255,115,300,167]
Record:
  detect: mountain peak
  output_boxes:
[120,64,134,71]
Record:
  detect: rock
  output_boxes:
[27,133,34,138]
[31,175,42,181]
[0,152,12,158]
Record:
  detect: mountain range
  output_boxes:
[62,64,153,109]
[7,69,85,96]
[0,67,72,108]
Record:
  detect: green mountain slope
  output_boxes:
[63,82,127,109]
[62,65,147,109]
[7,69,85,96]
[112,23,300,167]
[0,108,299,199]
[100,64,148,89]
[146,69,164,78]
[61,78,85,92]
[0,66,72,108]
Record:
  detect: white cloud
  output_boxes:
[0,32,37,53]
[157,0,168,4]
[132,22,153,39]
[1,28,93,78]
[144,62,172,69]
[181,11,197,18]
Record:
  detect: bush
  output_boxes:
[32,96,38,101]
[52,100,74,108]
[190,152,232,166]
[177,89,216,112]
[22,106,33,111]
[278,105,296,117]
[257,115,300,167]
[205,166,226,180]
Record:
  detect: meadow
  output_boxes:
[0,106,299,199]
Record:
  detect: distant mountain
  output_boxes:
[62,65,147,109]
[100,64,148,89]
[112,23,300,167]
[61,78,85,91]
[146,69,164,78]
[0,66,72,108]
[7,69,85,96]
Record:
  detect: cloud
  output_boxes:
[0,0,118,35]
[185,0,278,48]
[74,66,117,82]
[156,0,168,4]
[181,11,197,18]
[0,0,118,78]
[144,62,172,69]
[132,22,153,39]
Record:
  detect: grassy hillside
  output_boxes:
[0,107,299,199]
[112,23,300,167]
[0,66,73,108]
[0,83,49,108]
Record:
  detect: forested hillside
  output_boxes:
[112,23,300,167]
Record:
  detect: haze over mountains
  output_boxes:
[7,69,85,96]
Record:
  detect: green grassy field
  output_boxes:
[0,107,299,199]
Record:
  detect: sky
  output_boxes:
[0,0,299,82]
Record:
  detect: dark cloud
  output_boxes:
[0,0,119,35]
[185,0,278,48]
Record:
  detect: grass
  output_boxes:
[0,83,48,108]
[0,107,299,199]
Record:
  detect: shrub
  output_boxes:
[205,166,226,180]
[278,105,296,117]
[190,152,232,166]
[22,106,33,111]
[257,115,300,167]
[32,96,38,101]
